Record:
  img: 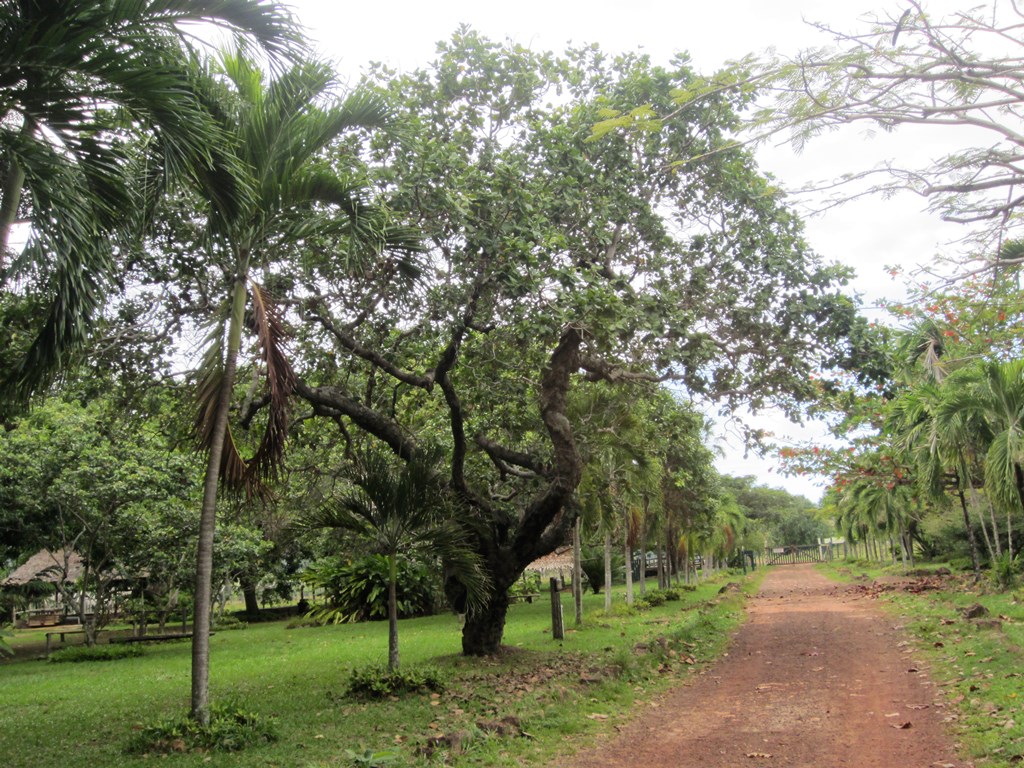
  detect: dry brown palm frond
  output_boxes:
[243,282,297,487]
[194,325,250,493]
[626,505,643,548]
[676,535,690,562]
[723,523,736,553]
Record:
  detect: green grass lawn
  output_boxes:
[0,573,756,768]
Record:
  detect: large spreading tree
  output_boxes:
[253,31,861,654]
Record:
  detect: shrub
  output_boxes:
[125,703,276,755]
[991,552,1020,590]
[608,646,636,679]
[508,572,542,599]
[660,589,681,601]
[302,555,440,624]
[579,550,623,594]
[637,592,666,609]
[49,643,144,663]
[285,615,324,629]
[346,664,445,699]
[595,602,637,619]
[212,615,248,631]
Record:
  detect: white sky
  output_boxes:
[289,0,977,502]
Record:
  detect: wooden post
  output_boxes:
[549,578,564,640]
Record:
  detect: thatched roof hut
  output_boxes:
[524,546,574,575]
[1,549,83,587]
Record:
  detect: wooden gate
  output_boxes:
[762,545,837,566]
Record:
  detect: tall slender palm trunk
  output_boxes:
[623,536,634,605]
[388,553,399,671]
[191,272,247,725]
[572,517,583,626]
[957,489,982,579]
[0,119,33,268]
[0,162,25,265]
[603,531,612,612]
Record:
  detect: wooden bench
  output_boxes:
[45,629,86,655]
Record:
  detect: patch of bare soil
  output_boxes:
[560,564,966,768]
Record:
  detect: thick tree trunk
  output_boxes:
[461,589,510,656]
[191,273,247,726]
[241,577,260,619]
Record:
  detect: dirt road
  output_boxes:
[562,564,964,768]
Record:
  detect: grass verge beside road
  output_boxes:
[0,572,756,768]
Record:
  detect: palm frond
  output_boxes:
[985,428,1024,511]
[897,319,947,382]
[0,136,121,400]
[243,282,296,485]
[193,319,250,492]
[625,505,643,548]
[428,519,491,615]
[101,0,302,60]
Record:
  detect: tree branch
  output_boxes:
[293,380,417,462]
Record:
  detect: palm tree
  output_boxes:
[889,381,988,578]
[0,0,300,401]
[571,383,654,609]
[838,470,914,568]
[186,50,420,723]
[302,450,488,671]
[940,360,1024,562]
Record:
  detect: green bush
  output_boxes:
[302,554,440,624]
[212,615,248,631]
[49,643,144,663]
[580,550,623,594]
[346,664,445,699]
[125,702,277,754]
[637,591,666,609]
[595,602,637,619]
[991,552,1020,590]
[508,572,542,599]
[660,589,681,601]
